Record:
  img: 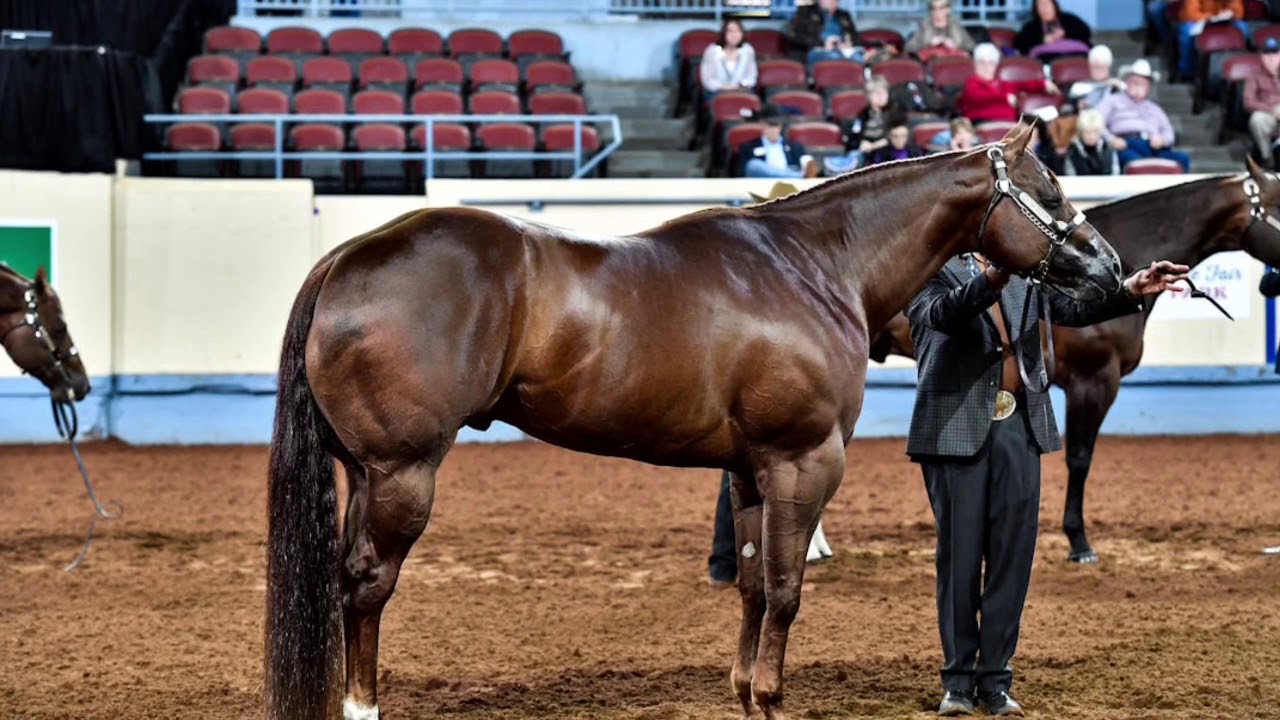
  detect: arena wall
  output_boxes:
[0,168,1275,444]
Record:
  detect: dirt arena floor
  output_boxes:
[3,435,1280,720]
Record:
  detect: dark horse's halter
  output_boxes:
[0,275,121,571]
[975,145,1088,393]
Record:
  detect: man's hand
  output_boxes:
[985,264,1011,290]
[1149,134,1166,150]
[1125,260,1191,296]
[1110,136,1128,150]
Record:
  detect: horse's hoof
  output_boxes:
[1068,550,1099,564]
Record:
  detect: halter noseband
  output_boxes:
[0,284,79,395]
[976,145,1088,283]
[1241,176,1280,256]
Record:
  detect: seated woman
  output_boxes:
[865,120,924,165]
[1014,0,1092,60]
[1064,108,1120,175]
[846,76,895,166]
[904,0,975,63]
[956,43,1060,124]
[699,18,758,102]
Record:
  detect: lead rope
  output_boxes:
[1015,280,1054,394]
[52,397,123,571]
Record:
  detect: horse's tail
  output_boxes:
[265,258,342,720]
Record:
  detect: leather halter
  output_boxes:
[0,283,79,397]
[1241,176,1280,259]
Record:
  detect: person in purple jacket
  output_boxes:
[1095,58,1190,171]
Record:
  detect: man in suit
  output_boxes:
[735,105,819,178]
[907,253,1188,716]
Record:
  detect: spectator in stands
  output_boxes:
[866,120,924,165]
[784,0,862,67]
[957,43,1060,124]
[700,18,758,101]
[1245,37,1280,169]
[735,105,819,178]
[1064,108,1121,175]
[926,116,977,151]
[1096,59,1190,171]
[1014,0,1093,60]
[1068,44,1125,111]
[1027,114,1068,174]
[845,76,898,167]
[904,0,975,62]
[1173,0,1247,82]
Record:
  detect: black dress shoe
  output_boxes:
[937,690,975,716]
[979,691,1025,717]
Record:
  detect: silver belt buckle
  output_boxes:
[994,390,1016,421]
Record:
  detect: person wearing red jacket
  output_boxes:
[956,43,1060,124]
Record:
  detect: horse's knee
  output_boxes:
[765,581,802,626]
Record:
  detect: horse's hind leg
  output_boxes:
[752,430,845,720]
[1062,370,1118,564]
[340,459,439,720]
[729,469,765,718]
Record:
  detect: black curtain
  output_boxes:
[0,0,235,173]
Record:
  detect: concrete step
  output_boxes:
[583,82,673,113]
[618,117,693,150]
[608,149,705,177]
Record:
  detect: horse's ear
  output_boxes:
[1246,153,1268,182]
[34,266,47,291]
[1002,120,1036,162]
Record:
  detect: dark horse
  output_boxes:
[869,156,1280,564]
[0,264,91,402]
[264,122,1126,720]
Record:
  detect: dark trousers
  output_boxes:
[920,402,1041,695]
[709,470,737,581]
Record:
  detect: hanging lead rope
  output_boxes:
[52,397,122,571]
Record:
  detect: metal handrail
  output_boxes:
[142,112,623,180]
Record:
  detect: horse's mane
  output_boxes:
[748,145,979,211]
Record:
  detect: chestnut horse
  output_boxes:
[869,157,1280,564]
[0,264,91,402]
[264,122,1126,720]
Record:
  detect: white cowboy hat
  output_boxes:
[1121,58,1158,82]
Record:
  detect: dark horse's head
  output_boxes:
[1237,155,1280,269]
[974,121,1123,301]
[0,265,90,402]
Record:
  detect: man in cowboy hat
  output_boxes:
[1095,58,1190,171]
[1245,36,1280,170]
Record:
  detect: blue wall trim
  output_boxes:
[0,369,1275,445]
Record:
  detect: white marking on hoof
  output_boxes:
[741,542,756,559]
[344,697,379,720]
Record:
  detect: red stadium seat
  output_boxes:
[976,121,1017,144]
[529,91,587,115]
[468,90,521,115]
[1197,21,1246,54]
[1050,56,1090,87]
[525,60,579,93]
[246,56,297,94]
[469,58,519,93]
[677,28,718,115]
[813,59,864,95]
[230,122,276,149]
[725,123,765,155]
[828,90,868,122]
[987,27,1016,50]
[167,122,220,150]
[294,88,345,115]
[328,28,383,55]
[351,123,408,191]
[508,29,565,59]
[769,90,824,120]
[758,58,808,94]
[411,90,464,115]
[352,90,404,115]
[303,57,353,88]
[542,124,599,152]
[858,28,904,52]
[358,57,409,91]
[477,122,536,177]
[1019,92,1061,115]
[289,123,346,191]
[236,87,288,114]
[1246,0,1270,20]
[389,28,444,56]
[678,28,718,62]
[745,28,786,57]
[709,91,761,122]
[912,120,950,150]
[872,58,925,86]
[1223,53,1264,81]
[1124,158,1184,174]
[411,123,471,150]
[266,26,323,55]
[177,86,231,114]
[188,55,240,85]
[414,58,463,93]
[448,28,503,57]
[786,121,843,151]
[929,55,973,90]
[205,26,261,54]
[998,57,1044,83]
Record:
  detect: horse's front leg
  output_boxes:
[751,429,846,720]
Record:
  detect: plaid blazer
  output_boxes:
[905,255,1141,459]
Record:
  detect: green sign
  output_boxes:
[0,222,55,283]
